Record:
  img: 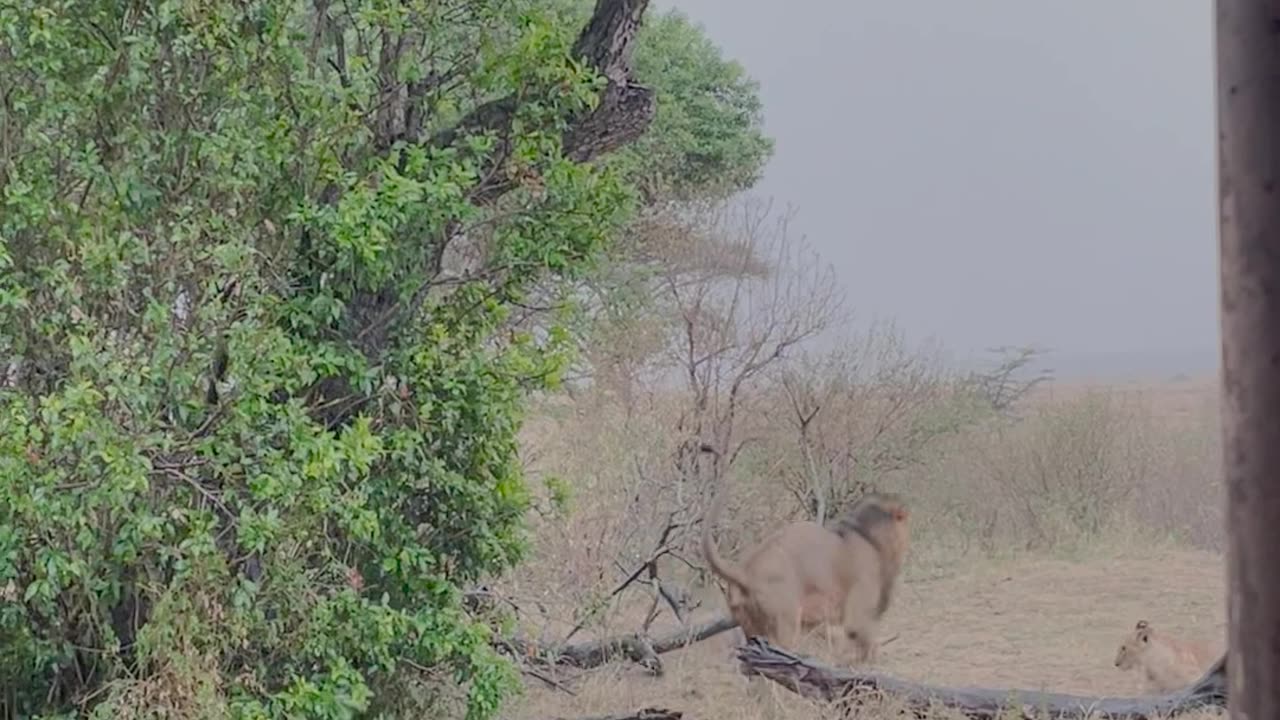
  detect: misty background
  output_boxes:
[658,0,1218,381]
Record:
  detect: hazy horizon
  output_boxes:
[660,0,1219,380]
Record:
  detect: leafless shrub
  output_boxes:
[966,345,1054,417]
[996,391,1147,545]
[509,196,843,642]
[765,321,973,523]
[659,197,842,496]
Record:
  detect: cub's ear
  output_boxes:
[1135,620,1149,631]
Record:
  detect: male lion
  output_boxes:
[701,491,911,665]
[1114,619,1215,692]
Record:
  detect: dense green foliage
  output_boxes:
[0,0,772,716]
[0,0,634,717]
[544,2,773,202]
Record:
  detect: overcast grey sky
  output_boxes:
[659,0,1217,376]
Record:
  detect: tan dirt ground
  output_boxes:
[507,547,1227,720]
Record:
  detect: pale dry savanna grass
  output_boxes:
[505,548,1226,720]
[502,375,1227,719]
[893,375,1223,575]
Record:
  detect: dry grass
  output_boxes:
[894,375,1223,570]
[505,547,1226,720]
[1025,376,1223,549]
[502,374,1228,719]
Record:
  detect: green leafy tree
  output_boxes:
[0,0,656,717]
[616,7,774,202]
[542,2,773,202]
[509,4,774,391]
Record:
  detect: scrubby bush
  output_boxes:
[0,1,653,716]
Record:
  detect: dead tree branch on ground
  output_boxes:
[552,709,682,720]
[737,638,1227,719]
[505,615,739,675]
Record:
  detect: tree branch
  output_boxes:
[736,638,1227,719]
[311,0,656,428]
[433,0,655,203]
[506,615,739,675]
[552,710,682,720]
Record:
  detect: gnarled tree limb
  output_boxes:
[506,614,739,675]
[553,709,681,720]
[431,0,653,156]
[560,0,653,163]
[316,0,656,428]
[443,0,655,205]
[736,638,1227,719]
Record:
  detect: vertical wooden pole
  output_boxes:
[1216,3,1280,718]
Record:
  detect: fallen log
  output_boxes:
[554,709,682,720]
[511,615,739,675]
[736,638,1227,719]
[651,614,738,654]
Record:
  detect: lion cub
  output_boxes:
[701,491,911,665]
[1113,619,1215,692]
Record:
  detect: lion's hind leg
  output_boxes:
[839,584,880,666]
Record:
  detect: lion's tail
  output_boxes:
[701,487,754,596]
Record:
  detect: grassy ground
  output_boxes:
[504,374,1227,719]
[506,546,1226,720]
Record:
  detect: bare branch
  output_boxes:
[767,323,962,520]
[310,0,657,428]
[737,638,1227,719]
[504,615,738,674]
[966,345,1053,417]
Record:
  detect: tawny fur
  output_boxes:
[701,491,911,665]
[1113,619,1215,692]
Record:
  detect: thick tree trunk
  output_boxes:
[1215,3,1280,720]
[737,638,1227,719]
